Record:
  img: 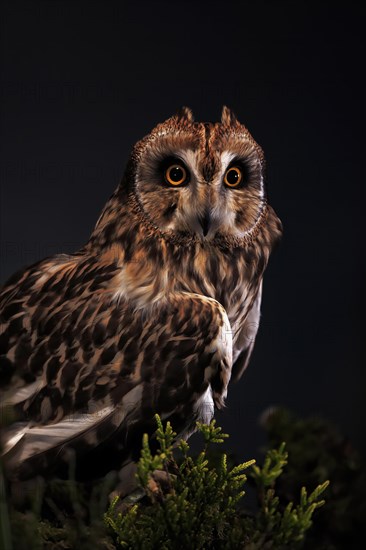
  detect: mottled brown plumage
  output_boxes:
[0,106,282,483]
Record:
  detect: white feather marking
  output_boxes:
[1,407,114,461]
[2,424,28,455]
[2,385,143,466]
[175,149,200,181]
[194,386,214,425]
[3,378,44,405]
[112,265,168,309]
[220,151,236,172]
[207,305,233,365]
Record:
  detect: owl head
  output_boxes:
[120,106,268,243]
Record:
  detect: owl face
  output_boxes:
[131,106,266,242]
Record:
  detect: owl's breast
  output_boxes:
[173,244,260,332]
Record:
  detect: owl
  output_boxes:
[0,106,282,486]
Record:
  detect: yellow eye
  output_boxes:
[224,166,243,188]
[165,164,187,186]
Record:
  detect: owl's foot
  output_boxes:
[109,464,174,512]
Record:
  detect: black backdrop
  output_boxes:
[0,1,364,460]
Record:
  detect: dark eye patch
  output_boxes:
[158,155,187,173]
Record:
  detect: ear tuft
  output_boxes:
[221,105,239,126]
[176,106,194,122]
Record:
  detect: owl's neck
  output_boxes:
[84,189,280,314]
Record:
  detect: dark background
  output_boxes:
[0,1,364,461]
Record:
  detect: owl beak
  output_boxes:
[198,210,212,237]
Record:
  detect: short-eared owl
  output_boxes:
[0,106,282,482]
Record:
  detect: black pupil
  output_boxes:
[169,166,184,182]
[227,168,240,185]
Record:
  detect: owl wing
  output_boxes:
[0,255,232,480]
[230,282,262,382]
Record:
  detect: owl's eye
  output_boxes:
[164,164,188,186]
[223,166,243,188]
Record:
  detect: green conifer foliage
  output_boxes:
[105,415,328,549]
